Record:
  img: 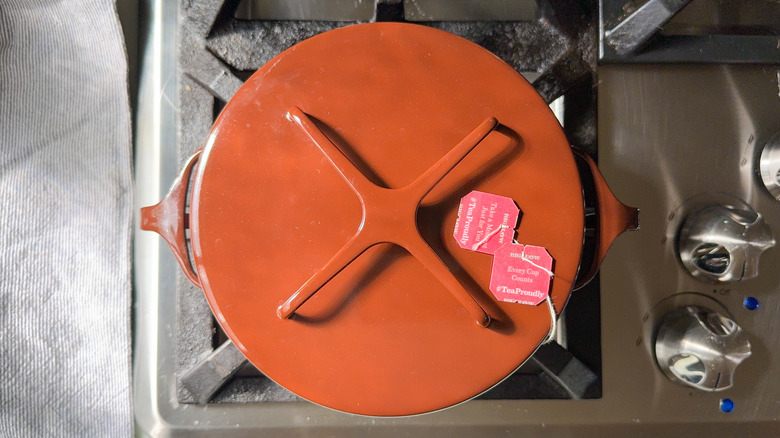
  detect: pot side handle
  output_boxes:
[573,149,639,289]
[140,150,203,288]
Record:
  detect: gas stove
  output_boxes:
[134,0,780,435]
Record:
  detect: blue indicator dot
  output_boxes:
[720,398,734,413]
[743,296,760,311]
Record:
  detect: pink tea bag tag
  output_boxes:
[453,191,520,255]
[489,243,553,305]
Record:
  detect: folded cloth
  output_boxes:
[0,0,132,436]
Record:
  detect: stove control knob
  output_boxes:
[678,204,774,282]
[655,306,751,391]
[759,132,780,199]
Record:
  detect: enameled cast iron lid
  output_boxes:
[189,22,584,416]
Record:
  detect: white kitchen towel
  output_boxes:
[0,0,132,436]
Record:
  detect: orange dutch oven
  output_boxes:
[140,22,637,416]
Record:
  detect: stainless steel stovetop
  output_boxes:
[133,0,780,435]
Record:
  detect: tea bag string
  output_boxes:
[518,245,557,344]
[519,246,555,278]
[542,295,557,344]
[471,224,511,251]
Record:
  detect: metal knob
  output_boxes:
[678,204,774,282]
[759,132,780,200]
[655,306,751,391]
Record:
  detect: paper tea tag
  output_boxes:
[453,191,520,255]
[489,243,553,305]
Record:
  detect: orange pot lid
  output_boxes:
[190,22,584,416]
